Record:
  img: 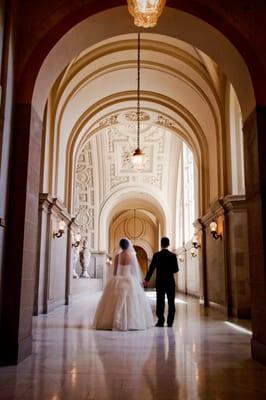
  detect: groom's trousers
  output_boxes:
[156,281,176,326]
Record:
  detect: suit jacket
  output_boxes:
[145,249,179,287]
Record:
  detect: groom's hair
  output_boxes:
[119,238,130,250]
[161,237,170,248]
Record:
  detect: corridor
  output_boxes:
[1,293,266,399]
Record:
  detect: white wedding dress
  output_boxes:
[93,254,154,331]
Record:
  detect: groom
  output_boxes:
[144,237,179,327]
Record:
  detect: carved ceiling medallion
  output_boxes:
[124,110,150,122]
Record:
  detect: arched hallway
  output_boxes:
[1,292,266,400]
[1,0,266,380]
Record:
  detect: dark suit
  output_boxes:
[145,249,179,326]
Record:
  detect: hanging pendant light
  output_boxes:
[127,0,166,28]
[132,32,145,171]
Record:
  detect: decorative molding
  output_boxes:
[200,198,225,227]
[104,117,165,188]
[39,193,72,223]
[124,110,150,121]
[143,163,163,187]
[198,195,247,228]
[125,215,145,239]
[110,163,130,187]
[54,36,220,133]
[156,114,178,130]
[97,113,119,129]
[222,194,246,212]
[74,142,95,249]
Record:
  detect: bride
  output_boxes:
[93,238,154,330]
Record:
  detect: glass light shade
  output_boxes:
[132,147,145,171]
[58,220,66,232]
[178,254,184,263]
[192,234,198,244]
[210,221,217,232]
[106,256,112,265]
[75,233,81,242]
[127,0,166,28]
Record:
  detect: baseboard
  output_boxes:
[177,289,200,299]
[209,301,227,314]
[0,335,32,366]
[46,299,65,313]
[251,338,266,365]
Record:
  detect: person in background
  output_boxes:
[144,237,179,327]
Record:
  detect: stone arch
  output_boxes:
[99,189,167,251]
[6,2,265,365]
[19,5,256,120]
[133,246,149,276]
[109,209,155,261]
[66,93,209,217]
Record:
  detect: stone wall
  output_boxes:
[35,194,106,315]
[199,195,250,318]
[176,244,200,298]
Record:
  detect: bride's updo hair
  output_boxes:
[119,238,130,250]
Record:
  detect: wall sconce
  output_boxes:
[178,254,185,263]
[106,256,112,265]
[72,232,81,247]
[192,234,200,249]
[190,248,197,258]
[53,219,66,238]
[210,221,222,240]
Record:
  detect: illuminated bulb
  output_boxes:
[210,221,217,232]
[132,147,145,171]
[58,220,66,232]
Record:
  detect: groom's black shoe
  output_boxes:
[155,321,164,327]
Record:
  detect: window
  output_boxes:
[183,143,195,242]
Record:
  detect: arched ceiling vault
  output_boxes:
[65,97,209,215]
[32,6,255,121]
[43,33,223,215]
[99,191,167,251]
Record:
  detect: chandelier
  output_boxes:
[132,33,145,171]
[127,0,166,28]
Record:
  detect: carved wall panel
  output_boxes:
[74,142,95,249]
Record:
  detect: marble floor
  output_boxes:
[1,291,266,399]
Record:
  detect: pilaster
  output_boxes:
[243,106,266,363]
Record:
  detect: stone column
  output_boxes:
[197,196,251,319]
[0,104,42,365]
[66,218,77,305]
[175,247,186,294]
[243,106,266,363]
[201,201,227,314]
[46,198,71,313]
[90,251,107,279]
[194,219,208,306]
[34,195,72,314]
[34,194,53,315]
[223,195,250,318]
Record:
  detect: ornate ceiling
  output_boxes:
[41,31,232,249]
[74,109,184,248]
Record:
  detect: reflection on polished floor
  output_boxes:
[1,292,266,399]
